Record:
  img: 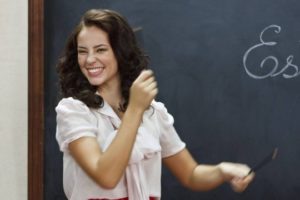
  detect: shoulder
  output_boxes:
[151,100,174,123]
[56,97,91,115]
[55,97,98,152]
[57,97,86,107]
[151,100,167,112]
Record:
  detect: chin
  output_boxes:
[90,82,102,87]
[87,77,104,86]
[86,79,100,86]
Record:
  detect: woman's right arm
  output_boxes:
[68,70,157,189]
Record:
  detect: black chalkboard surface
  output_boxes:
[44,0,300,199]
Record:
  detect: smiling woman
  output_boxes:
[56,9,148,111]
[77,26,119,91]
[43,1,300,200]
[54,8,254,200]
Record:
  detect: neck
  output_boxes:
[98,83,123,112]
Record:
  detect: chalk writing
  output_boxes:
[243,24,300,79]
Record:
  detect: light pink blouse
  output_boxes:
[56,97,185,200]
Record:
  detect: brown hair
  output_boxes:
[57,9,148,110]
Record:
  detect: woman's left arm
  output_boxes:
[163,148,254,192]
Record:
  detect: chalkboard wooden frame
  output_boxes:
[28,0,44,199]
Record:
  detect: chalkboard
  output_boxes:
[44,0,300,199]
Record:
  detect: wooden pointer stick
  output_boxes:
[248,148,278,175]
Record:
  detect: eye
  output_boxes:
[96,48,107,53]
[77,50,87,54]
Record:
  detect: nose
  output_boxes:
[86,53,96,64]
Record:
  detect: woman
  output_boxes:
[56,9,254,200]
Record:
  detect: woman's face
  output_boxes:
[77,26,119,89]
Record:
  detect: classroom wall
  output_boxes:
[0,0,28,199]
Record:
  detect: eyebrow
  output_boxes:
[77,44,108,49]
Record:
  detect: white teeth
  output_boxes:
[89,68,100,72]
[87,67,103,73]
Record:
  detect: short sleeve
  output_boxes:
[153,101,186,158]
[55,97,98,152]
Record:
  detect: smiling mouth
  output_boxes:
[87,67,103,73]
[86,66,104,76]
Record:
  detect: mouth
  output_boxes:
[87,67,103,72]
[86,66,104,76]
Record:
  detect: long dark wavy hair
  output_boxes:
[57,9,148,110]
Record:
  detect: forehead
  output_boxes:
[77,26,109,45]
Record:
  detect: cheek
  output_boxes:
[111,56,119,71]
[77,56,86,68]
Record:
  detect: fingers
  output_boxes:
[219,162,255,193]
[232,164,251,178]
[230,178,247,193]
[219,162,251,180]
[230,173,255,193]
[135,70,154,83]
[129,70,158,111]
[144,77,158,93]
[136,70,158,94]
[245,172,255,184]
